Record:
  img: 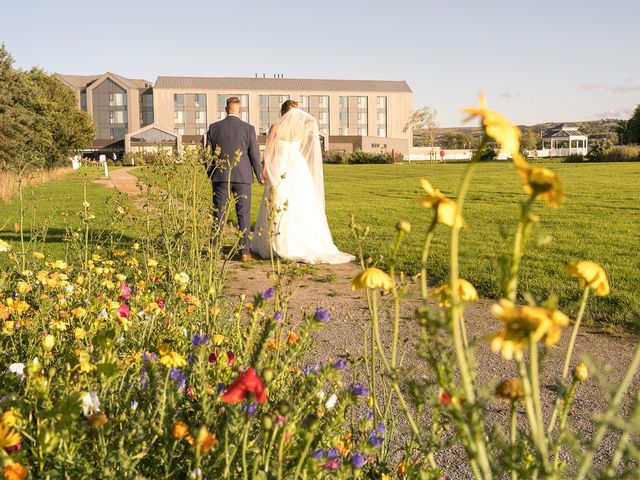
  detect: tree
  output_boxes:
[619,105,640,145]
[0,44,95,170]
[404,106,438,160]
[520,128,539,157]
[439,132,476,149]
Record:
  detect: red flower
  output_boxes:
[221,367,267,404]
[156,298,165,309]
[438,390,452,406]
[117,304,130,318]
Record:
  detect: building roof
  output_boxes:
[542,123,587,138]
[154,76,412,93]
[55,72,152,91]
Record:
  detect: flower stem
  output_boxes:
[420,219,437,301]
[510,401,518,480]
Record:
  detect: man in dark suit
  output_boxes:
[206,96,263,261]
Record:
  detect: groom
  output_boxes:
[206,97,263,261]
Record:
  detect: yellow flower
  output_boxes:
[0,423,21,449]
[211,334,225,345]
[16,282,31,295]
[159,351,187,369]
[42,334,56,352]
[431,279,478,307]
[463,93,521,157]
[566,261,610,296]
[490,300,569,359]
[351,267,394,291]
[0,240,11,253]
[50,260,68,270]
[72,306,87,318]
[75,350,96,373]
[147,259,158,268]
[574,362,589,382]
[1,410,21,428]
[418,179,464,228]
[74,327,86,340]
[174,272,189,286]
[2,462,29,480]
[172,421,189,439]
[515,163,564,207]
[32,251,45,259]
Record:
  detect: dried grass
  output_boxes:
[0,167,73,203]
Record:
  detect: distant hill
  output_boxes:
[414,119,623,147]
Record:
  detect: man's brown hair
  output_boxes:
[226,96,241,109]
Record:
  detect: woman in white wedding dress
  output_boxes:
[251,101,354,264]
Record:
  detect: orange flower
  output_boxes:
[287,331,299,345]
[3,463,29,480]
[172,421,189,439]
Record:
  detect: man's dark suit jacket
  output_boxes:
[205,115,263,184]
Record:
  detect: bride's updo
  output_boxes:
[281,100,299,115]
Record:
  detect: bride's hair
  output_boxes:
[280,100,299,115]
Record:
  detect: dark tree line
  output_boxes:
[617,105,640,145]
[0,44,95,170]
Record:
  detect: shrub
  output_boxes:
[600,145,640,162]
[563,153,586,163]
[323,150,398,164]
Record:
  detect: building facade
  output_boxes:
[55,73,413,156]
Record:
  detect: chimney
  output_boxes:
[263,73,265,78]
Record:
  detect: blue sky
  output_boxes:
[3,0,639,126]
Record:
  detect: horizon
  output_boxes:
[3,0,639,128]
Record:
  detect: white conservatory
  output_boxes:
[539,123,588,157]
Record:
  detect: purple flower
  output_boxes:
[142,351,157,363]
[333,358,347,370]
[140,368,149,388]
[301,363,320,376]
[314,308,330,322]
[274,311,283,323]
[364,410,374,420]
[327,448,339,459]
[375,422,385,434]
[368,431,384,448]
[351,452,366,469]
[312,449,325,460]
[350,383,369,397]
[170,367,187,390]
[216,383,226,394]
[261,287,276,299]
[242,402,258,416]
[191,333,209,347]
[186,354,197,365]
[322,458,341,470]
[11,291,18,299]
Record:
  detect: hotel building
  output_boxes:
[55,73,413,156]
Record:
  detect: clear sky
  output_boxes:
[3,0,639,126]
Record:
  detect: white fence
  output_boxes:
[536,147,588,158]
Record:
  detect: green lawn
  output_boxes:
[319,161,640,327]
[0,167,133,262]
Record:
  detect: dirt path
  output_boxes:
[104,167,640,477]
[93,166,146,209]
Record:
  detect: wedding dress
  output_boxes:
[252,108,354,264]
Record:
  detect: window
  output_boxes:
[174,94,184,107]
[109,93,126,106]
[319,112,329,124]
[218,111,226,120]
[260,95,269,108]
[111,111,125,124]
[377,96,387,109]
[218,95,227,107]
[358,112,367,125]
[174,111,185,123]
[241,111,249,122]
[196,127,207,135]
[372,143,380,148]
[174,128,185,135]
[300,96,309,109]
[340,128,349,135]
[357,96,368,109]
[110,127,127,139]
[195,111,207,123]
[195,94,206,107]
[377,112,386,124]
[260,111,269,123]
[378,128,387,137]
[359,128,368,136]
[80,92,87,111]
[318,96,329,108]
[339,96,348,109]
[279,95,290,103]
[320,128,329,136]
[339,112,348,123]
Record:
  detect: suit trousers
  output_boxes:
[212,182,252,254]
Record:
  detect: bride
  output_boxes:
[251,100,354,264]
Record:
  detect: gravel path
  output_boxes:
[104,168,640,478]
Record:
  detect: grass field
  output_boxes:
[0,167,132,261]
[3,161,638,328]
[317,161,640,328]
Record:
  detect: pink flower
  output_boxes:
[119,282,131,300]
[156,298,165,309]
[117,304,130,318]
[322,458,341,470]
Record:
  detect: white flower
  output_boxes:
[97,308,108,319]
[316,390,326,400]
[0,240,10,252]
[325,394,338,410]
[7,363,26,380]
[189,468,203,480]
[83,201,91,208]
[130,400,138,411]
[81,391,101,417]
[65,284,75,294]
